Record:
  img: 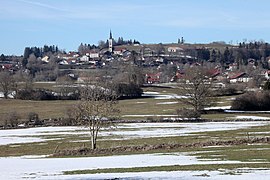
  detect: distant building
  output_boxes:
[145,72,162,84]
[168,47,183,53]
[114,47,126,55]
[265,70,270,80]
[109,30,113,53]
[229,72,251,83]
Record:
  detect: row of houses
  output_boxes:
[145,67,270,85]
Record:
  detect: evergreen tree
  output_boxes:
[0,54,6,61]
[263,80,270,90]
[223,47,230,63]
[210,49,217,62]
[23,47,31,59]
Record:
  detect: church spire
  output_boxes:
[109,29,113,39]
[109,30,113,53]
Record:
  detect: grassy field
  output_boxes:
[0,84,268,124]
[64,163,270,175]
[0,99,76,124]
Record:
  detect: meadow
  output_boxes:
[1,83,270,179]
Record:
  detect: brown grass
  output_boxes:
[0,99,77,125]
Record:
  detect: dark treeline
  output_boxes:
[23,45,61,59]
[194,41,270,69]
[114,37,140,46]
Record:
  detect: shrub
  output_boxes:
[113,83,143,98]
[213,84,245,96]
[176,108,201,119]
[4,111,20,128]
[231,92,270,111]
[59,118,74,126]
[28,112,43,126]
[16,89,57,100]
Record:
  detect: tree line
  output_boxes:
[193,41,270,69]
[23,45,61,60]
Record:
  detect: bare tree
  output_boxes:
[113,62,145,86]
[73,83,119,149]
[176,67,213,112]
[13,71,33,91]
[0,71,16,99]
[56,75,77,98]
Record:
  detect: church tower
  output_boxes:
[109,30,113,53]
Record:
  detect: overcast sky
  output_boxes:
[1,0,270,55]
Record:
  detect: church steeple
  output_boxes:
[109,30,113,39]
[109,30,113,53]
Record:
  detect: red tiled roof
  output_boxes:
[229,72,246,79]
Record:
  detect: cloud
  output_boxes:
[17,0,68,12]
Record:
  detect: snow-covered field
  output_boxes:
[0,122,270,179]
[0,151,269,179]
[0,152,267,180]
[1,122,269,145]
[61,169,270,180]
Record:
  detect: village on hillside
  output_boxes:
[1,31,270,89]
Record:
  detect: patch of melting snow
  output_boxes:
[69,140,89,143]
[0,123,270,179]
[155,94,188,100]
[245,132,270,135]
[0,121,270,145]
[0,127,86,145]
[56,169,270,180]
[105,122,270,140]
[143,91,160,95]
[0,91,15,98]
[233,148,270,151]
[136,101,146,104]
[225,110,270,113]
[142,92,188,99]
[9,145,21,148]
[0,152,257,180]
[232,116,270,120]
[157,101,178,105]
[122,114,178,117]
[37,143,48,145]
[204,106,231,110]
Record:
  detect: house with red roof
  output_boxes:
[114,47,127,55]
[265,70,270,80]
[229,72,251,83]
[145,72,162,84]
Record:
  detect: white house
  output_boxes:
[41,56,49,63]
[229,72,251,83]
[80,55,89,62]
[168,47,183,53]
[265,70,270,80]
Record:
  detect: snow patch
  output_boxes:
[0,122,269,145]
[233,116,270,120]
[0,152,243,179]
[204,106,231,110]
[157,101,178,105]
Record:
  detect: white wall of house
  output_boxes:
[230,77,251,83]
[168,47,183,52]
[90,53,99,58]
[265,71,270,80]
[80,55,89,62]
